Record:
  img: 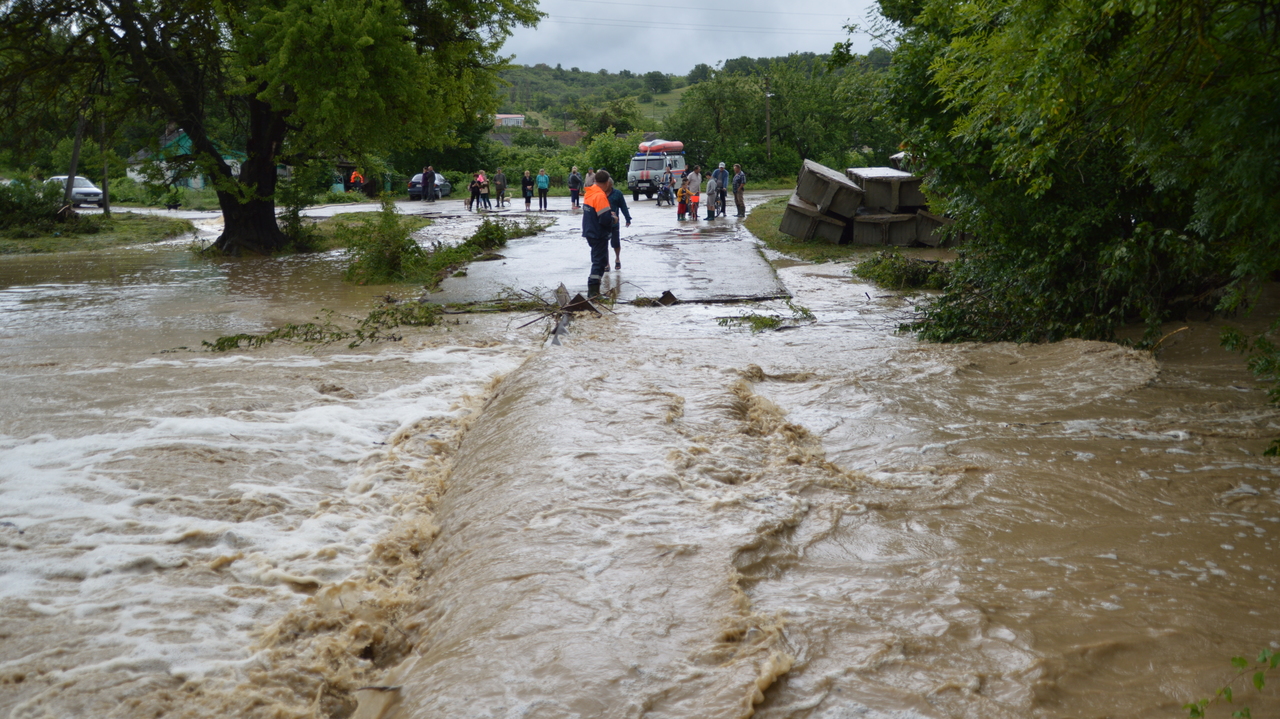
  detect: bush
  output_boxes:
[853,250,952,290]
[0,178,63,229]
[341,198,430,284]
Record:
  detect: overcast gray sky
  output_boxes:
[502,0,883,76]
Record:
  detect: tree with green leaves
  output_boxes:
[664,54,896,178]
[643,70,672,94]
[0,0,541,254]
[573,97,643,136]
[874,0,1279,343]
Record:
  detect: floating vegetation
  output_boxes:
[203,300,442,352]
[717,300,815,333]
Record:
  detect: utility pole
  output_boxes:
[764,76,772,162]
[100,118,110,216]
[63,107,88,209]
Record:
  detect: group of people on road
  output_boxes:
[522,169,551,211]
[421,157,750,298]
[465,168,514,211]
[673,162,746,221]
[420,165,439,202]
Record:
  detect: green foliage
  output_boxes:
[574,97,644,136]
[203,301,442,352]
[664,54,896,179]
[717,300,815,333]
[854,250,952,290]
[342,206,551,288]
[341,198,430,284]
[584,129,646,180]
[276,161,335,252]
[512,129,560,149]
[0,0,543,254]
[877,0,1280,345]
[1184,649,1277,718]
[643,71,672,94]
[0,178,64,230]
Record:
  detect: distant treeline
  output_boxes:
[495,50,892,128]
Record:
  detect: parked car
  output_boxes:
[407,172,451,200]
[47,175,104,207]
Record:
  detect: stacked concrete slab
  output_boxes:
[776,160,961,247]
[777,160,864,244]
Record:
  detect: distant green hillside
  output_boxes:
[495,52,876,131]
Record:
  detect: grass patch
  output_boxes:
[746,178,803,191]
[852,250,952,290]
[0,212,196,254]
[742,196,867,263]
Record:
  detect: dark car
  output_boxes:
[408,172,451,200]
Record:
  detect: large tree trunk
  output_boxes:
[212,97,289,255]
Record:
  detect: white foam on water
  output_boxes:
[0,339,530,692]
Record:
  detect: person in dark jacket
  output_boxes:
[732,163,747,217]
[494,168,508,207]
[422,166,436,201]
[567,167,582,208]
[605,176,632,270]
[581,170,615,296]
[521,170,535,211]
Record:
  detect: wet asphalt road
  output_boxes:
[421,191,789,304]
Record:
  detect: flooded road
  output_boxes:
[1,196,1277,718]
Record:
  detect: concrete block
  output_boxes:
[846,167,927,212]
[796,160,864,219]
[916,210,954,247]
[779,192,847,244]
[851,213,917,246]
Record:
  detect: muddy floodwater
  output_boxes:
[1,198,1277,719]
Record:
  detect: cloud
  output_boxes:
[503,0,881,76]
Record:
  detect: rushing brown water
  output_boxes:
[0,208,1277,718]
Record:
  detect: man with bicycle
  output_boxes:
[712,162,730,218]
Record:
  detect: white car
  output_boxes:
[47,175,104,207]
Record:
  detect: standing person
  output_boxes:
[478,171,491,210]
[686,165,701,221]
[536,168,550,211]
[521,170,535,211]
[732,163,747,217]
[581,170,615,297]
[676,177,690,221]
[567,166,582,208]
[712,162,730,217]
[494,168,508,207]
[467,173,481,211]
[605,175,632,270]
[704,173,718,220]
[584,169,596,189]
[423,166,437,202]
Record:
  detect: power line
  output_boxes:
[543,16,850,36]
[554,0,864,19]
